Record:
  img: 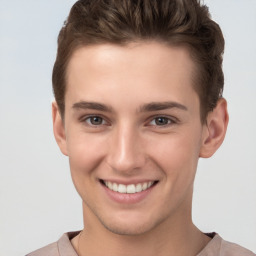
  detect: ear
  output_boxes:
[199,98,229,158]
[52,101,68,156]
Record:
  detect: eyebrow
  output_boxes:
[139,101,188,112]
[72,101,188,113]
[72,101,113,112]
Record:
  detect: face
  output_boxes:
[54,42,210,236]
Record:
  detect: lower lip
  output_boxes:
[100,182,156,204]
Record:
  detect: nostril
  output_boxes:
[106,154,147,174]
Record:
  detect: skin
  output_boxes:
[53,41,228,256]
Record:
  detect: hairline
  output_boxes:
[61,39,205,122]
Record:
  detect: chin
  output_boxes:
[97,212,164,236]
[102,221,154,236]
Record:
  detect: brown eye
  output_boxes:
[155,117,170,125]
[85,116,105,125]
[149,116,174,126]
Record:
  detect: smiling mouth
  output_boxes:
[100,180,158,194]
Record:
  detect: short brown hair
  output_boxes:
[52,0,224,122]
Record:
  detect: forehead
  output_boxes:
[65,41,199,109]
[67,41,196,80]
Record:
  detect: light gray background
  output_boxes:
[0,1,255,255]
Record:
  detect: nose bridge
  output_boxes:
[107,122,146,173]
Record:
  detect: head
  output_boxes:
[52,0,228,237]
[52,0,225,123]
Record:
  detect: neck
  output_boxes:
[73,202,211,256]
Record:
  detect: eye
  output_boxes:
[84,116,107,126]
[149,116,174,126]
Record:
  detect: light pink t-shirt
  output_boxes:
[26,231,255,256]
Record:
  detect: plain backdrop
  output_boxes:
[0,1,255,255]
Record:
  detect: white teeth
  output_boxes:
[135,183,142,193]
[118,184,126,193]
[142,182,148,190]
[127,184,136,194]
[108,181,113,190]
[113,183,118,192]
[103,180,155,194]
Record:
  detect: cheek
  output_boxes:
[67,131,107,177]
[66,132,109,199]
[148,131,201,185]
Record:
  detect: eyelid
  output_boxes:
[147,115,179,127]
[78,113,179,127]
[79,114,110,126]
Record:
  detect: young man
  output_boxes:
[27,0,255,255]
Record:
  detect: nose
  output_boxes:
[106,123,147,175]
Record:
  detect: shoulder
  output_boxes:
[199,233,255,256]
[25,242,58,256]
[220,239,256,256]
[25,231,80,256]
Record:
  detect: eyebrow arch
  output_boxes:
[139,101,188,112]
[72,101,187,113]
[72,101,113,112]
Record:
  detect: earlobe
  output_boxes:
[199,98,229,158]
[52,102,68,156]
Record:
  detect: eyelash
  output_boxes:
[80,115,177,128]
[81,115,109,127]
[147,116,177,127]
